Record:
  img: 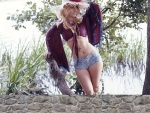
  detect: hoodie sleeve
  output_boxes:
[46,23,70,72]
[83,2,103,47]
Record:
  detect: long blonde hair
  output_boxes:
[58,2,89,29]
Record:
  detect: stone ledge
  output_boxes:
[0,94,150,113]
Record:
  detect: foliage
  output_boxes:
[122,0,147,24]
[7,0,147,32]
[6,0,58,34]
[100,33,146,67]
[98,0,147,66]
[0,38,46,94]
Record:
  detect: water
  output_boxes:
[102,62,145,94]
[0,0,146,95]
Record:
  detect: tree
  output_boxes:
[142,0,150,95]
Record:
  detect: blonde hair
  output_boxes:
[58,2,89,29]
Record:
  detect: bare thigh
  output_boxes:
[88,61,103,92]
[75,69,94,95]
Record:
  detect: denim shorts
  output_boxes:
[73,50,102,70]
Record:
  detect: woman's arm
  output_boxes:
[45,23,70,72]
[46,24,60,53]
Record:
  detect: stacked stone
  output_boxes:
[102,95,150,113]
[0,94,102,113]
[1,94,150,113]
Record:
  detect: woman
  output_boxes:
[45,0,103,95]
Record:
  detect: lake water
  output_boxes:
[0,0,147,95]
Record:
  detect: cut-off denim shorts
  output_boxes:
[73,50,102,70]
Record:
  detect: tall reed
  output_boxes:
[99,33,146,68]
[0,37,46,94]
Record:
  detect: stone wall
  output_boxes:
[102,95,150,113]
[0,94,150,113]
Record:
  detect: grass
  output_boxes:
[0,37,46,94]
[99,32,146,68]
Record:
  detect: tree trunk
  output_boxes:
[46,56,74,95]
[142,0,150,95]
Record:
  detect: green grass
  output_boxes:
[0,37,46,94]
[99,33,146,67]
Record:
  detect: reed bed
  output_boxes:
[0,37,46,94]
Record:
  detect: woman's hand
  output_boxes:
[45,52,51,58]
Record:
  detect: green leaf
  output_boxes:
[6,16,10,20]
[32,3,36,10]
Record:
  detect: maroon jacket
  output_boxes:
[46,2,103,72]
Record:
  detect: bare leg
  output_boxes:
[88,61,103,93]
[75,69,94,95]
